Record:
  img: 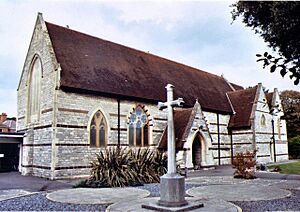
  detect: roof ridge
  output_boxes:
[45,21,225,81]
[227,85,258,94]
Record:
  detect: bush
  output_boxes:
[232,150,256,179]
[82,147,167,188]
[288,136,300,159]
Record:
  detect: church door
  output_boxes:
[192,134,202,169]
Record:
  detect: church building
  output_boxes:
[17,13,288,179]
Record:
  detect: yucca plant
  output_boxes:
[85,147,167,187]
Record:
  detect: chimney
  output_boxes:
[0,113,7,124]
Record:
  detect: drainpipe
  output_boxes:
[271,117,276,162]
[251,116,257,162]
[217,113,221,165]
[229,129,234,164]
[117,96,121,149]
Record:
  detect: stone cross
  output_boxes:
[142,84,203,209]
[158,84,184,174]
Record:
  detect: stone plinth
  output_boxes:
[158,173,188,207]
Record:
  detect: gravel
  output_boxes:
[231,189,300,212]
[1,184,299,211]
[0,193,108,211]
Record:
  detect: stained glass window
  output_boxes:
[128,106,149,147]
[90,110,107,147]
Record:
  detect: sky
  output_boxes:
[0,0,299,117]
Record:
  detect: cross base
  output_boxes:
[158,173,188,207]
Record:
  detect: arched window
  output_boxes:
[261,114,266,126]
[90,110,108,147]
[128,106,149,147]
[28,57,42,122]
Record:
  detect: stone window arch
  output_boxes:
[128,105,149,147]
[28,56,42,122]
[90,110,108,147]
[260,114,266,126]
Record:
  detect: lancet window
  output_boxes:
[28,57,42,122]
[90,110,108,147]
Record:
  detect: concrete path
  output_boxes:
[187,184,291,202]
[47,187,150,205]
[0,189,34,201]
[106,197,241,212]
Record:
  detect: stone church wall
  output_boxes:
[203,112,232,165]
[17,15,289,179]
[52,90,168,179]
[17,16,58,178]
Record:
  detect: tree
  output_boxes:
[280,90,300,138]
[231,1,300,85]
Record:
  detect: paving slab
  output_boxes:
[187,184,291,201]
[186,176,289,186]
[106,197,242,212]
[47,187,150,205]
[0,189,34,201]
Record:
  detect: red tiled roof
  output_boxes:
[45,22,238,113]
[158,107,197,150]
[227,86,258,129]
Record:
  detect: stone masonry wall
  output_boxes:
[52,90,167,179]
[17,15,58,178]
[203,111,232,165]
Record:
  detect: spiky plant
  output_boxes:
[87,147,167,187]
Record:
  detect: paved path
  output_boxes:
[107,197,241,212]
[47,187,150,205]
[187,184,291,201]
[0,189,34,201]
[0,172,72,192]
[0,166,299,211]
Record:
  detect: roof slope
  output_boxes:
[45,22,237,113]
[158,107,197,150]
[227,86,258,129]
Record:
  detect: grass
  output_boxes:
[268,160,300,175]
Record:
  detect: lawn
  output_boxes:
[268,160,300,175]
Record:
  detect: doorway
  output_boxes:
[192,134,202,169]
[0,143,19,172]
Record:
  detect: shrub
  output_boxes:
[288,136,300,159]
[83,147,167,188]
[232,150,256,179]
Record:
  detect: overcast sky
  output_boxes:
[0,0,299,117]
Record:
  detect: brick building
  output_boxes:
[0,113,16,132]
[17,13,288,179]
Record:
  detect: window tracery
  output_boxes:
[90,110,107,147]
[128,106,149,147]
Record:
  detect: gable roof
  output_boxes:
[45,21,238,113]
[158,106,197,150]
[227,86,258,129]
[2,120,16,130]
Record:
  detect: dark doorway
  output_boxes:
[192,134,202,169]
[0,143,19,172]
